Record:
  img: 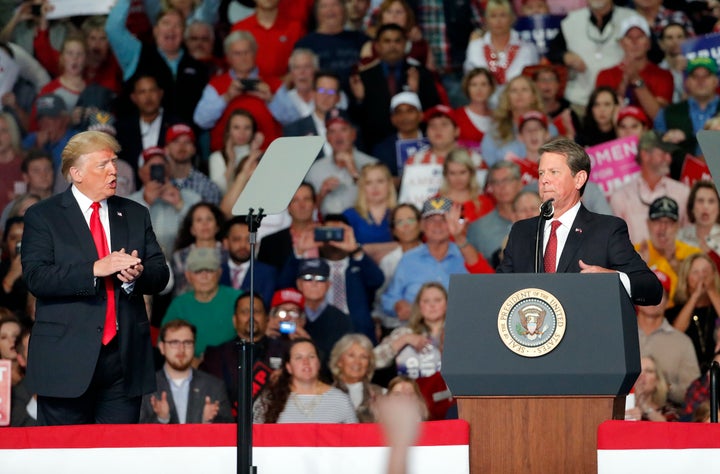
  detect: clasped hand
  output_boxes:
[94,248,144,283]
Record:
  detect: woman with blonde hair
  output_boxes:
[329,333,386,422]
[438,148,493,224]
[343,163,399,262]
[625,356,677,421]
[480,75,554,165]
[667,252,720,372]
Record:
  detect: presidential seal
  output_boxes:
[497,288,566,357]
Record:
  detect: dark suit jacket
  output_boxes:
[219,259,277,308]
[22,188,170,398]
[115,110,178,176]
[282,115,324,159]
[257,227,293,271]
[498,204,662,306]
[139,368,233,423]
[351,59,441,151]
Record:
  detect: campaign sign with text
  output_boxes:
[399,163,444,211]
[681,33,720,70]
[515,15,564,56]
[47,0,115,19]
[396,138,430,174]
[680,155,711,188]
[0,360,10,426]
[587,136,641,197]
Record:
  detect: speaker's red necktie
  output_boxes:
[544,220,562,273]
[90,202,117,344]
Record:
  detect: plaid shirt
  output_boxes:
[416,0,483,71]
[650,7,695,37]
[682,372,708,416]
[172,168,222,205]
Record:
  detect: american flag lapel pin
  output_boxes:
[117,211,123,217]
[575,228,582,234]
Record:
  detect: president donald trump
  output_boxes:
[22,131,169,425]
[498,137,662,307]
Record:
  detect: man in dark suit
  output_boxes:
[22,131,170,425]
[220,216,277,307]
[350,23,441,152]
[498,138,662,306]
[140,320,233,424]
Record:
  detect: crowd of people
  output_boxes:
[2,0,720,428]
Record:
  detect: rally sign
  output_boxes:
[587,136,641,197]
[681,32,720,69]
[0,360,10,426]
[514,15,564,57]
[396,138,430,174]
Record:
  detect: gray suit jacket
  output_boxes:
[139,368,234,423]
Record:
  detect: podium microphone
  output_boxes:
[535,198,555,272]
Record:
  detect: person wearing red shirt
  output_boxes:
[595,16,673,120]
[231,0,305,91]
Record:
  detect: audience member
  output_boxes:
[437,148,493,225]
[637,269,700,405]
[657,23,690,104]
[268,49,319,125]
[453,68,495,144]
[575,86,618,147]
[526,64,579,140]
[666,252,720,373]
[382,196,493,321]
[625,356,678,421]
[253,338,358,423]
[0,112,24,212]
[305,109,378,215]
[682,351,720,420]
[140,320,233,423]
[0,150,53,230]
[611,132,690,244]
[264,288,311,341]
[371,91,424,182]
[616,105,651,138]
[202,291,290,406]
[295,258,354,368]
[654,57,720,157]
[330,333,385,422]
[258,183,318,271]
[183,21,219,71]
[350,23,441,151]
[219,216,277,306]
[0,217,30,320]
[635,197,700,302]
[678,181,720,256]
[171,202,227,295]
[193,30,280,152]
[128,147,201,258]
[10,326,35,426]
[165,124,222,204]
[208,109,264,194]
[21,94,73,180]
[162,247,241,361]
[345,0,371,32]
[0,316,23,385]
[467,161,523,262]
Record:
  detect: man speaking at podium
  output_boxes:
[22,131,170,425]
[498,138,662,306]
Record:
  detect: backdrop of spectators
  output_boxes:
[165,124,222,204]
[667,253,720,373]
[594,16,673,120]
[193,30,281,153]
[140,320,233,424]
[128,147,201,258]
[305,109,378,215]
[20,94,74,181]
[172,202,228,295]
[0,151,53,231]
[611,131,690,244]
[0,112,24,212]
[330,333,385,422]
[162,247,241,361]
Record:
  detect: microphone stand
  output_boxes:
[535,199,555,273]
[237,208,264,474]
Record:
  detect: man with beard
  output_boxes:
[220,216,277,307]
[610,131,689,244]
[140,320,233,424]
[201,292,289,406]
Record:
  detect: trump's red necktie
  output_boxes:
[90,202,117,344]
[544,220,562,273]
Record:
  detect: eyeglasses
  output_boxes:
[316,87,338,95]
[275,309,301,320]
[393,217,418,226]
[163,339,195,349]
[300,274,328,282]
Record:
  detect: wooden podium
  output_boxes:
[444,274,639,474]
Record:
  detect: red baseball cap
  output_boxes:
[423,105,456,125]
[617,106,650,128]
[165,123,196,144]
[142,146,167,162]
[518,110,549,131]
[652,269,672,295]
[271,288,305,309]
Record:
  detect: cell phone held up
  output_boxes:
[30,2,42,17]
[314,226,344,242]
[150,164,165,183]
[239,78,260,91]
[279,320,296,335]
